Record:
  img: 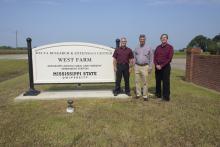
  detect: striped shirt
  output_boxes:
[134,45,153,69]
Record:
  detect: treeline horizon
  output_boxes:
[1,33,220,54]
[187,33,220,55]
[0,46,27,50]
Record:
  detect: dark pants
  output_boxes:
[155,64,171,100]
[114,63,130,93]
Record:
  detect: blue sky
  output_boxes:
[0,0,220,50]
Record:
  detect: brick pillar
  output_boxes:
[185,48,202,82]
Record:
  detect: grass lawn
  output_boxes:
[0,60,219,146]
[0,60,28,82]
[0,49,27,54]
[173,51,186,58]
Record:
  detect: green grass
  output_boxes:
[0,49,27,54]
[0,60,28,82]
[0,60,219,146]
[173,51,212,59]
[173,51,186,58]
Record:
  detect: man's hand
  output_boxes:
[113,58,117,72]
[129,67,132,73]
[156,65,162,70]
[114,66,117,72]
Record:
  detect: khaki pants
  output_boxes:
[134,64,149,97]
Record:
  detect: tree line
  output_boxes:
[0,46,27,50]
[187,34,220,55]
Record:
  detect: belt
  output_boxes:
[135,63,148,66]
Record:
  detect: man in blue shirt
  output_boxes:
[134,34,153,101]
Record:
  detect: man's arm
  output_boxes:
[129,58,134,73]
[133,50,136,65]
[112,49,118,72]
[129,50,134,72]
[149,48,154,69]
[160,46,174,68]
[129,58,134,67]
[153,48,158,65]
[113,58,117,72]
[154,47,162,70]
[148,48,154,73]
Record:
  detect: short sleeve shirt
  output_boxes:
[113,47,134,64]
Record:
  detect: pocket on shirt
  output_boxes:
[144,53,149,58]
[145,51,150,56]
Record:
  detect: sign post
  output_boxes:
[23,38,40,96]
[116,39,120,48]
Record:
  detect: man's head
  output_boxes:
[160,34,168,44]
[139,34,146,46]
[120,37,127,48]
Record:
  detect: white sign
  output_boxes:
[32,42,115,84]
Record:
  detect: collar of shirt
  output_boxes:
[161,43,168,48]
[119,46,127,50]
[136,44,150,51]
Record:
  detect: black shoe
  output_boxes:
[126,92,131,96]
[113,92,118,96]
[163,98,170,101]
[144,98,148,101]
[155,94,161,99]
[135,95,141,99]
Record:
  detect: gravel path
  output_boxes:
[171,58,186,70]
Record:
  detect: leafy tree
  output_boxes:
[212,34,220,55]
[187,34,220,54]
[187,35,208,52]
[213,34,220,42]
[207,39,217,55]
